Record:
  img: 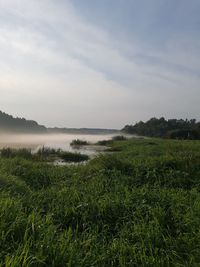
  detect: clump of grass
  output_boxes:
[1,148,32,160]
[35,146,61,160]
[96,136,126,146]
[70,139,89,146]
[35,147,89,163]
[37,146,60,156]
[60,151,89,162]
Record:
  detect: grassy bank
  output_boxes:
[1,138,200,266]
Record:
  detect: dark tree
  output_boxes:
[0,111,47,133]
[122,117,200,140]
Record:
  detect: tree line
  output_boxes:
[122,117,200,139]
[0,110,47,133]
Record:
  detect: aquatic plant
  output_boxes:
[70,139,89,146]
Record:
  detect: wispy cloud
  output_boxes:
[0,0,199,127]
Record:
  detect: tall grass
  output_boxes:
[1,148,32,159]
[0,147,89,164]
[1,138,200,266]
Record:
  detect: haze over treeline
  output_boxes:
[0,110,47,134]
[1,110,200,140]
[0,111,118,134]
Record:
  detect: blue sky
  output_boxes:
[0,0,199,128]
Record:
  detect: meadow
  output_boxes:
[1,138,200,266]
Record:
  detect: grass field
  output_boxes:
[1,138,200,266]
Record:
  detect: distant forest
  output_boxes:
[48,127,119,135]
[0,111,47,133]
[2,110,200,139]
[0,111,118,134]
[122,117,200,140]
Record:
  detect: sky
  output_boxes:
[0,0,200,129]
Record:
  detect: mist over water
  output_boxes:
[0,133,117,155]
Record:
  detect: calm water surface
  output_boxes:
[0,133,118,155]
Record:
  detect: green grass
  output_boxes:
[1,138,200,266]
[1,147,32,160]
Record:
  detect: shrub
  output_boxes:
[60,152,89,162]
[70,139,89,146]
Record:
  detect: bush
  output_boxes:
[166,129,200,140]
[60,152,89,162]
[70,139,89,146]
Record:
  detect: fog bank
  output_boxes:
[0,133,116,151]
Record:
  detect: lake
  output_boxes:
[0,133,119,155]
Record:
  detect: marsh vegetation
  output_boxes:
[0,146,89,164]
[70,139,89,146]
[1,138,200,266]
